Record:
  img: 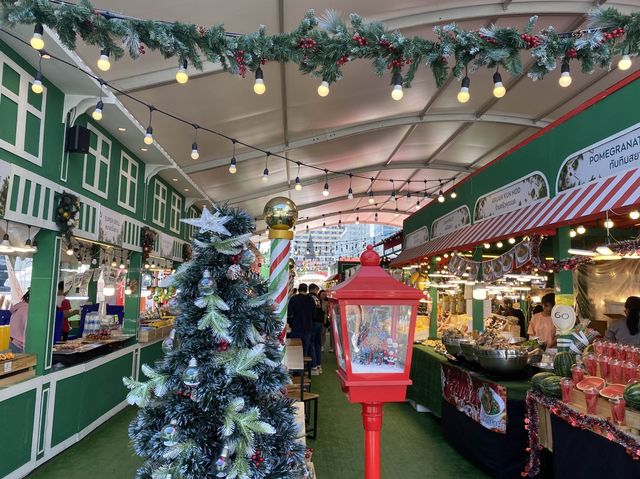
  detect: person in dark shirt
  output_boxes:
[308,283,325,374]
[287,283,315,362]
[502,297,527,339]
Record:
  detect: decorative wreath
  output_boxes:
[55,191,80,245]
[141,226,157,261]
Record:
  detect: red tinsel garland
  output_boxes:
[523,390,640,477]
[523,234,593,274]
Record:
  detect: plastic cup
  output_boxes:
[623,361,637,384]
[610,359,623,384]
[597,355,610,380]
[584,354,597,376]
[632,347,640,365]
[594,339,605,356]
[615,343,625,360]
[604,342,614,357]
[572,364,585,384]
[610,396,626,426]
[584,387,599,414]
[561,378,574,403]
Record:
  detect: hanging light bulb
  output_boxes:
[391,72,403,101]
[492,69,506,98]
[144,126,153,145]
[97,48,111,72]
[618,54,632,71]
[262,166,269,181]
[450,191,457,199]
[457,76,470,103]
[92,100,103,121]
[347,187,353,199]
[317,80,330,97]
[295,176,302,191]
[630,210,640,220]
[604,218,614,229]
[253,67,266,95]
[111,257,117,267]
[438,190,445,203]
[577,225,586,235]
[484,243,491,249]
[322,170,329,197]
[190,142,199,160]
[375,212,379,222]
[31,71,44,94]
[176,59,189,84]
[30,24,45,50]
[496,241,503,248]
[144,262,150,269]
[228,140,237,173]
[558,61,572,87]
[355,216,360,225]
[508,237,516,244]
[569,229,577,238]
[66,246,74,256]
[394,207,399,217]
[119,261,125,269]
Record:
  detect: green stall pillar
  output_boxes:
[123,251,143,335]
[553,226,573,297]
[472,246,484,332]
[428,258,438,339]
[25,229,61,375]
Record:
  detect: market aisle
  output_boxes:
[26,351,488,479]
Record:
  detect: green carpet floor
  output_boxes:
[27,352,488,478]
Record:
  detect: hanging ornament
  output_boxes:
[228,253,242,265]
[214,446,230,477]
[160,419,180,447]
[226,264,242,280]
[216,340,230,352]
[182,357,201,387]
[198,270,216,296]
[161,329,177,353]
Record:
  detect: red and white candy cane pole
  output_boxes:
[263,197,298,342]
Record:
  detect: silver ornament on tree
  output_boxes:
[161,329,176,353]
[198,270,216,296]
[160,419,180,446]
[226,264,242,280]
[214,445,230,477]
[182,357,201,387]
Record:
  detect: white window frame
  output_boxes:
[169,192,182,234]
[83,124,111,199]
[0,51,47,166]
[152,180,167,227]
[117,152,138,213]
[187,207,198,239]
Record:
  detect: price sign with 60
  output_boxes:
[551,304,576,333]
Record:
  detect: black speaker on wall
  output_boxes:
[65,125,90,154]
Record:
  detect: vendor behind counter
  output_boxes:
[606,296,640,346]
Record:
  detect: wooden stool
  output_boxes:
[303,356,313,379]
[290,375,312,391]
[288,391,319,440]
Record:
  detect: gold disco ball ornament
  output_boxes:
[263,197,298,239]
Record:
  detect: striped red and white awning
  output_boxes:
[391,168,640,267]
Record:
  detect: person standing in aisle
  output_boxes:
[319,289,333,352]
[9,290,29,353]
[308,284,324,375]
[502,297,527,339]
[56,281,78,340]
[287,283,315,362]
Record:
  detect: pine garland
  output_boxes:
[1,1,640,88]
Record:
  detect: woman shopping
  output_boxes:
[605,296,640,346]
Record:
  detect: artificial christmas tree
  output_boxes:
[124,205,306,479]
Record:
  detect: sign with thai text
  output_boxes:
[404,226,429,250]
[474,172,549,222]
[98,207,124,246]
[557,122,640,192]
[431,205,471,239]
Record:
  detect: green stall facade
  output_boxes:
[0,35,197,478]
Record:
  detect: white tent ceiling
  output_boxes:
[10,0,640,236]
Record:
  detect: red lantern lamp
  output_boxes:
[327,245,423,479]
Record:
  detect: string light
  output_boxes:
[450,190,457,199]
[394,200,399,217]
[111,256,117,267]
[577,225,586,235]
[322,169,329,197]
[457,72,470,103]
[97,48,111,71]
[92,81,104,121]
[176,59,189,84]
[317,79,329,97]
[437,181,445,203]
[262,153,270,181]
[558,61,572,87]
[391,72,403,101]
[144,107,155,145]
[375,212,379,222]
[228,140,237,173]
[484,243,491,249]
[508,237,516,244]
[604,218,614,229]
[391,180,396,199]
[31,54,44,94]
[294,162,302,190]
[630,210,640,220]
[492,68,506,98]
[190,125,200,160]
[253,67,265,95]
[355,215,360,225]
[30,23,45,50]
[496,241,503,248]
[569,229,577,238]
[618,54,632,70]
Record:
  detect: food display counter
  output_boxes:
[51,334,135,367]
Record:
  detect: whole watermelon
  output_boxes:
[531,372,556,391]
[540,376,563,398]
[554,351,576,378]
[623,382,640,410]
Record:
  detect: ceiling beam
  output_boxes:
[226,162,464,204]
[182,112,548,173]
[108,61,225,93]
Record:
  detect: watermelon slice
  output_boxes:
[576,376,606,391]
[600,384,625,399]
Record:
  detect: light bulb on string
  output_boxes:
[368,178,375,204]
[97,48,111,71]
[253,67,266,95]
[508,237,516,244]
[496,241,503,248]
[66,246,74,256]
[322,170,329,197]
[111,256,117,268]
[630,210,640,220]
[347,174,353,199]
[294,162,302,190]
[391,72,403,101]
[492,68,506,98]
[604,218,614,229]
[262,153,270,182]
[558,61,572,87]
[569,229,577,238]
[30,23,45,50]
[355,215,360,225]
[438,190,445,203]
[92,100,103,121]
[484,243,491,249]
[176,59,189,84]
[317,79,330,97]
[577,225,586,235]
[618,54,632,71]
[31,55,44,94]
[228,140,237,174]
[457,74,470,103]
[190,125,199,160]
[144,107,155,145]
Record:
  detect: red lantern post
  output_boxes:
[328,245,423,479]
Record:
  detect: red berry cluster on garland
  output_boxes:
[336,54,349,66]
[520,33,542,49]
[387,58,413,70]
[353,33,368,46]
[228,253,242,265]
[177,386,196,399]
[233,49,247,77]
[251,450,265,466]
[479,32,500,45]
[216,340,230,352]
[565,47,578,59]
[378,39,394,52]
[298,37,317,49]
[138,45,146,55]
[603,28,625,41]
